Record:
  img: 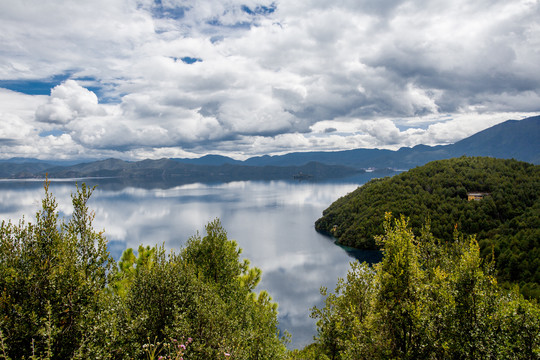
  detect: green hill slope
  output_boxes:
[315,157,540,298]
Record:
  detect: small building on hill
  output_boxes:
[467,192,490,201]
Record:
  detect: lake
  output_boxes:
[0,174,386,349]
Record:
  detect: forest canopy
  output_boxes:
[315,157,540,298]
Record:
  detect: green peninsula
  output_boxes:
[315,157,540,298]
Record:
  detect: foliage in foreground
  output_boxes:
[298,214,540,359]
[0,182,287,359]
[1,181,538,360]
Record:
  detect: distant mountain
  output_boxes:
[0,162,52,178]
[173,154,242,166]
[0,157,360,183]
[242,115,540,168]
[0,115,537,180]
[0,157,91,166]
[243,148,395,168]
[445,116,540,164]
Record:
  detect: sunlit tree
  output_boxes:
[308,214,540,359]
[0,181,114,359]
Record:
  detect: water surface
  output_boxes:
[0,176,385,349]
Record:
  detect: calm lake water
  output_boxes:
[0,174,386,349]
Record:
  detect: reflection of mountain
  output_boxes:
[1,115,538,180]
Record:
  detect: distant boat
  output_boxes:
[293,172,313,180]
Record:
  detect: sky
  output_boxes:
[0,0,539,161]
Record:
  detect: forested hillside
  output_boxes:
[315,157,540,298]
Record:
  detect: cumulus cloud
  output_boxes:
[35,80,105,124]
[356,119,402,145]
[0,0,538,160]
[0,89,43,139]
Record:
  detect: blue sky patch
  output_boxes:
[0,73,71,95]
[152,0,188,20]
[206,18,252,30]
[241,5,255,15]
[241,3,276,16]
[210,35,225,44]
[39,129,66,137]
[0,74,106,102]
[180,57,202,64]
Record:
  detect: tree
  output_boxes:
[309,214,540,359]
[0,181,114,359]
[116,219,288,360]
[111,245,156,298]
[310,261,376,360]
[372,214,425,358]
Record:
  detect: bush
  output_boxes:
[309,214,540,359]
[0,183,288,359]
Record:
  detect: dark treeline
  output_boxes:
[316,157,540,298]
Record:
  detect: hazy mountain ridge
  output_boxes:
[238,115,540,168]
[0,157,360,183]
[1,115,538,180]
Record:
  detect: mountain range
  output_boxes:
[0,115,538,182]
[194,115,538,169]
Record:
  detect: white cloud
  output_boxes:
[356,119,402,145]
[0,89,44,140]
[35,80,105,124]
[0,0,538,160]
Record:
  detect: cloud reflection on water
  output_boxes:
[0,179,374,349]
